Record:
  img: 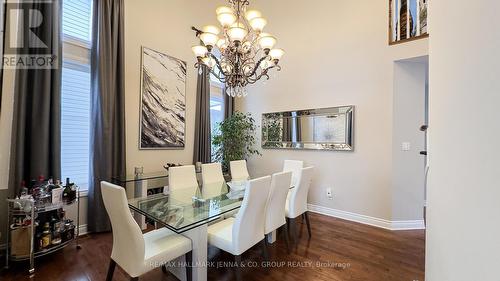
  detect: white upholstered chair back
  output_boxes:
[101,181,145,275]
[265,171,292,234]
[283,160,304,187]
[232,175,271,255]
[202,163,225,185]
[230,160,250,182]
[168,165,198,190]
[287,167,314,218]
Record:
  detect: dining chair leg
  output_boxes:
[261,238,270,262]
[304,211,312,238]
[282,224,290,253]
[185,251,193,281]
[234,255,243,281]
[290,217,299,244]
[106,259,116,281]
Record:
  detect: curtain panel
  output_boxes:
[88,0,126,233]
[9,0,62,197]
[193,65,212,164]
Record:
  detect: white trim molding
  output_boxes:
[78,224,89,236]
[307,204,425,231]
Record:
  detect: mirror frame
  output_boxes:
[261,106,354,151]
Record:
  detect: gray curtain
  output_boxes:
[9,0,62,197]
[193,64,211,164]
[223,86,234,119]
[88,0,126,233]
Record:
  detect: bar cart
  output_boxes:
[4,188,81,275]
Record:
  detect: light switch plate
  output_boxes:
[402,142,411,151]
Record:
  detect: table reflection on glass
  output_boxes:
[127,182,246,233]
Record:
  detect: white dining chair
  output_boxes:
[264,171,292,253]
[285,166,314,243]
[207,176,271,281]
[283,160,304,187]
[165,165,199,204]
[201,163,226,199]
[229,160,250,182]
[201,163,225,185]
[101,181,193,281]
[168,165,198,190]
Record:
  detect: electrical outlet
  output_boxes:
[326,188,333,200]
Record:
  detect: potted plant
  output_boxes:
[212,112,261,172]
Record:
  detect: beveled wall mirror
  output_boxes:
[261,106,354,151]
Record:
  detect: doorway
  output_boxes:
[392,55,429,227]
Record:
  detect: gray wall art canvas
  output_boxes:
[140,47,186,149]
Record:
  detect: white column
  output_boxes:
[168,224,208,281]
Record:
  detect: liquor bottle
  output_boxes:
[52,219,62,245]
[41,222,51,249]
[63,178,71,202]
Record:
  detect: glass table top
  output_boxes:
[112,171,171,183]
[127,182,247,233]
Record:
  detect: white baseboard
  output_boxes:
[78,224,88,236]
[307,204,425,231]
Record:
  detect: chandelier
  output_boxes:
[191,0,284,97]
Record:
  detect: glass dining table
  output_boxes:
[125,181,251,281]
[127,182,247,233]
[124,180,293,281]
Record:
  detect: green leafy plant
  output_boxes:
[212,112,261,171]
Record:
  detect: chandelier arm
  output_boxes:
[209,68,227,83]
[206,52,228,77]
[245,55,270,78]
[191,26,202,37]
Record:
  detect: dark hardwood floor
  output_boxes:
[0,213,425,281]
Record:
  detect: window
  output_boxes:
[61,0,92,190]
[210,79,224,160]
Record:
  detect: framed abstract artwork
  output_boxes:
[139,47,186,149]
[389,0,428,45]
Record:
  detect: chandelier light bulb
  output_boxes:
[269,48,285,60]
[216,6,233,15]
[202,25,221,35]
[245,9,262,21]
[217,12,237,27]
[200,32,219,47]
[249,17,267,32]
[227,26,248,42]
[192,45,208,57]
[258,35,277,50]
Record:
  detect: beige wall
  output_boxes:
[123,0,225,175]
[236,0,428,220]
[426,0,500,280]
